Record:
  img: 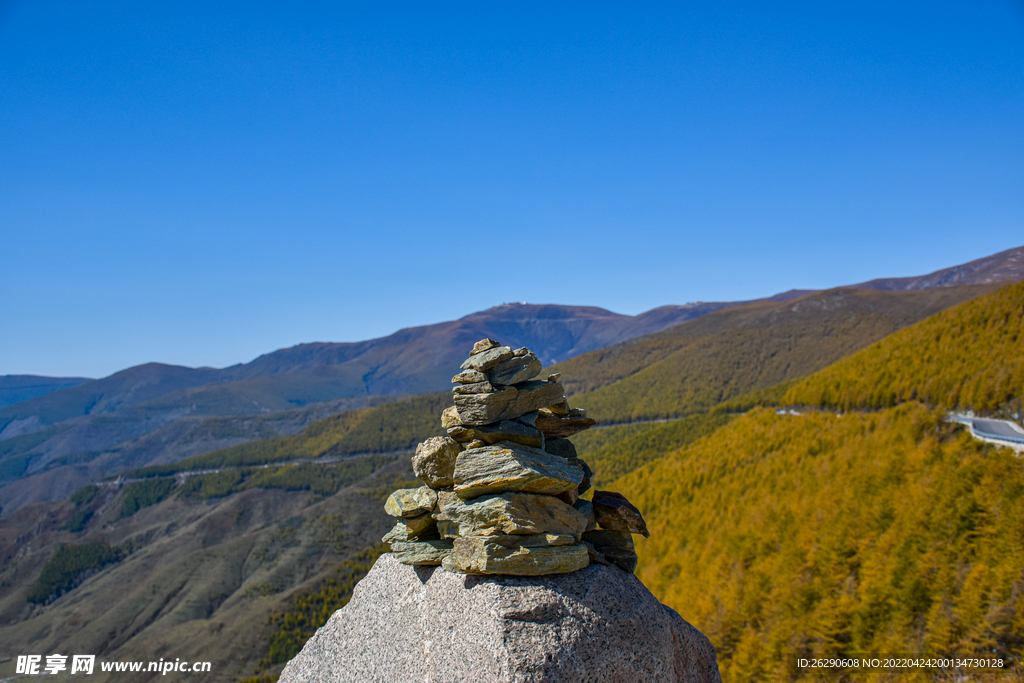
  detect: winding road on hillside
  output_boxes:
[949,415,1024,449]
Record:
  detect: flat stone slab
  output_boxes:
[436,491,588,539]
[389,540,454,566]
[443,537,589,575]
[486,351,542,386]
[535,413,597,438]
[460,345,513,371]
[454,380,566,426]
[447,420,544,448]
[453,441,583,498]
[280,553,721,683]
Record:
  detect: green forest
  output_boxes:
[28,542,122,604]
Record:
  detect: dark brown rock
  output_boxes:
[572,499,598,532]
[578,458,593,495]
[544,437,577,459]
[447,420,543,448]
[592,490,650,537]
[556,488,579,505]
[583,529,638,572]
[535,413,597,438]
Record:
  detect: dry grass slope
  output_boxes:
[555,285,999,424]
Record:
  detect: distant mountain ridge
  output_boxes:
[3,245,1020,430]
[0,376,92,410]
[0,300,779,437]
[847,244,1024,291]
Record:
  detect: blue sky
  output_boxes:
[2,1,1022,378]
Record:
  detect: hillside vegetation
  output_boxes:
[27,542,122,604]
[554,285,998,423]
[785,280,1024,413]
[572,412,734,486]
[132,394,450,477]
[602,283,1024,681]
[176,456,397,499]
[617,405,1024,682]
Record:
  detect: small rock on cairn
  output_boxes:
[382,338,650,576]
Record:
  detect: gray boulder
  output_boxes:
[280,553,721,683]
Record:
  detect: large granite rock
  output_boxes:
[280,553,720,683]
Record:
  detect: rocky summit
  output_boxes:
[380,337,657,576]
[279,554,721,683]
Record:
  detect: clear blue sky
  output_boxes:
[2,1,1022,378]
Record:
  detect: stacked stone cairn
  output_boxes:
[381,338,651,576]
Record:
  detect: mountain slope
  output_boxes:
[0,456,408,683]
[784,280,1024,414]
[554,284,1000,423]
[0,364,223,437]
[0,302,743,433]
[130,393,451,478]
[2,247,1020,513]
[602,280,1024,681]
[0,376,92,410]
[616,404,1024,682]
[0,397,395,514]
[848,244,1024,291]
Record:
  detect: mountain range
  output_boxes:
[0,245,1021,514]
